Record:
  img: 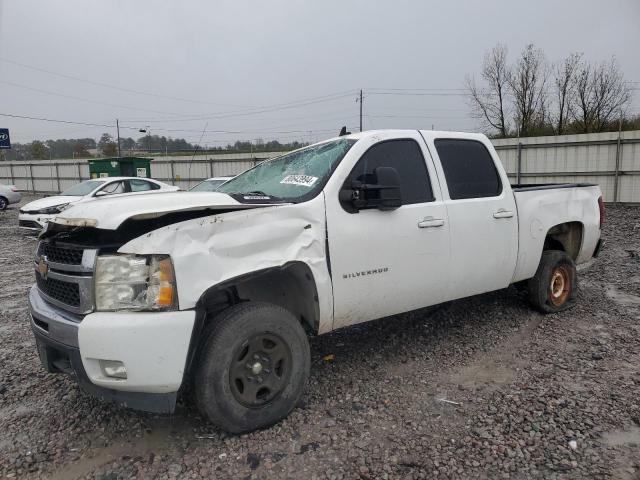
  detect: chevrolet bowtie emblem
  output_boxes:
[38,256,49,280]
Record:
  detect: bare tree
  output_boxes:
[466,44,510,137]
[553,53,582,135]
[509,44,549,135]
[571,57,631,133]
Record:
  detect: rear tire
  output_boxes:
[0,197,7,211]
[194,302,310,433]
[527,250,577,313]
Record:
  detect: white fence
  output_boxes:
[493,130,640,203]
[1,130,639,202]
[0,152,282,193]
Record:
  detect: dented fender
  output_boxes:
[118,194,334,334]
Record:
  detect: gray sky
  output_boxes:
[1,0,639,147]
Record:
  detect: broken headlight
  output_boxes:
[95,254,176,311]
[39,203,69,214]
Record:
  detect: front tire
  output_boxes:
[0,197,7,211]
[527,250,577,313]
[194,302,310,433]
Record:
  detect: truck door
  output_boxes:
[427,136,518,299]
[325,134,451,330]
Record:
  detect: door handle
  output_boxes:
[493,209,514,219]
[418,217,445,228]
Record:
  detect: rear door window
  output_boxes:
[434,139,502,200]
[129,180,154,192]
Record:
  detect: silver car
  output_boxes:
[0,183,21,210]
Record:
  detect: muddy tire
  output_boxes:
[527,250,577,313]
[194,302,310,433]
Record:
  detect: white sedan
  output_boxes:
[18,177,179,232]
[0,183,21,210]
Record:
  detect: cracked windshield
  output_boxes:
[217,138,357,201]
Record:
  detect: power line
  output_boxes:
[367,91,469,97]
[366,87,467,92]
[0,56,359,120]
[0,112,117,129]
[0,112,357,137]
[0,56,253,108]
[118,90,358,123]
[0,80,183,116]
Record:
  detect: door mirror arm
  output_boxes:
[339,166,402,212]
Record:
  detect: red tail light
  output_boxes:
[598,196,605,229]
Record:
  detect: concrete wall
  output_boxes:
[1,130,639,202]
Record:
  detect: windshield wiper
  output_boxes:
[233,191,285,202]
[242,190,269,196]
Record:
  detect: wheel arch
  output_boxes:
[182,262,320,385]
[543,221,584,261]
[196,261,320,333]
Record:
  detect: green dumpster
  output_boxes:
[88,157,152,179]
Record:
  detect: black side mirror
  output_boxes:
[339,166,402,212]
[373,166,402,210]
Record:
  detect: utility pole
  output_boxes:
[116,119,121,158]
[359,89,363,132]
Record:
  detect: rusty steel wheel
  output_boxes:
[548,265,571,307]
[528,250,577,313]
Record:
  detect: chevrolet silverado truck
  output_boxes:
[29,130,604,433]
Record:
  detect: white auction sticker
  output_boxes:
[280,175,318,187]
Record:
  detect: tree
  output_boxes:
[553,53,582,135]
[30,140,49,160]
[571,57,631,133]
[466,44,510,137]
[120,137,136,151]
[509,44,549,136]
[98,133,114,153]
[102,142,118,156]
[74,141,90,158]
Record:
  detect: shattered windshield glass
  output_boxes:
[217,138,357,201]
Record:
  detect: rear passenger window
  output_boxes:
[129,180,154,192]
[435,139,502,200]
[347,139,434,206]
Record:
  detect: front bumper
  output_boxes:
[28,285,196,413]
[18,212,51,231]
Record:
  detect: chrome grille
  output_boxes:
[39,243,84,265]
[35,241,97,316]
[36,276,80,307]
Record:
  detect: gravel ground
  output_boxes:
[1,195,639,479]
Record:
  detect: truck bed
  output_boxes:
[511,183,597,192]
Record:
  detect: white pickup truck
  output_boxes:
[29,130,604,433]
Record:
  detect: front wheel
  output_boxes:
[527,250,577,313]
[194,302,310,433]
[0,197,7,211]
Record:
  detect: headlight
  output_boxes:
[39,203,69,214]
[95,254,176,311]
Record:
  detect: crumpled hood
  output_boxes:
[52,191,278,230]
[21,195,80,212]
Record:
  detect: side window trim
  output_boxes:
[434,138,503,201]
